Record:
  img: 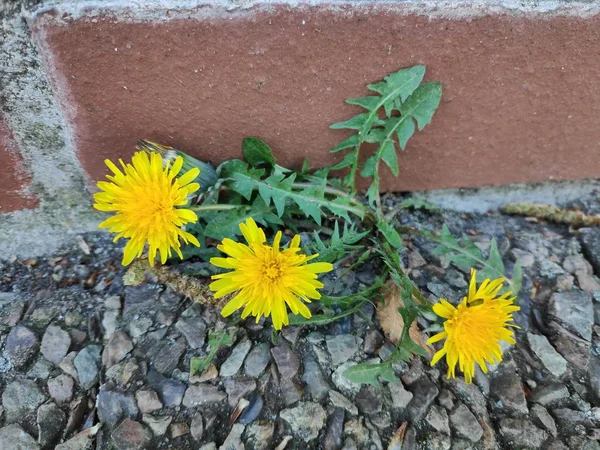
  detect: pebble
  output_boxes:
[499,418,549,449]
[224,378,257,407]
[182,384,226,407]
[301,353,331,401]
[111,418,152,450]
[329,390,358,416]
[388,382,414,410]
[326,335,361,366]
[219,423,245,450]
[73,345,101,390]
[450,403,483,442]
[190,413,204,441]
[97,388,139,428]
[48,374,75,404]
[548,291,593,342]
[244,343,271,378]
[40,325,71,366]
[0,424,39,450]
[128,317,152,339]
[102,331,133,368]
[332,361,362,395]
[135,389,163,414]
[2,379,46,421]
[245,420,274,450]
[239,391,264,424]
[531,404,558,437]
[490,362,529,417]
[355,386,382,415]
[407,375,439,421]
[58,351,79,380]
[426,406,450,435]
[363,329,384,355]
[280,402,326,442]
[150,339,186,375]
[322,408,345,450]
[147,369,186,407]
[220,339,252,377]
[527,333,568,377]
[271,342,300,380]
[530,383,570,406]
[5,325,39,369]
[142,414,172,436]
[26,358,52,380]
[170,422,189,438]
[175,318,207,349]
[37,402,66,447]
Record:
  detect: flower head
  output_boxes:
[427,269,520,383]
[209,218,333,330]
[94,151,201,266]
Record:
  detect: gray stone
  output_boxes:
[175,318,207,349]
[26,358,52,380]
[128,317,152,339]
[135,389,162,414]
[589,355,600,400]
[408,250,426,268]
[450,403,483,442]
[147,369,186,407]
[548,291,593,341]
[183,384,226,407]
[245,420,274,450]
[531,404,557,437]
[73,345,101,389]
[37,402,66,448]
[58,351,78,380]
[301,353,330,401]
[190,413,204,441]
[271,342,300,380]
[437,389,455,410]
[102,331,133,369]
[389,382,413,410]
[552,408,591,433]
[244,343,271,378]
[224,378,257,407]
[220,339,252,377]
[201,445,218,450]
[97,388,139,428]
[331,361,362,395]
[424,433,451,450]
[0,424,39,450]
[363,329,383,355]
[111,419,152,450]
[355,386,382,415]
[580,228,600,275]
[498,418,548,449]
[106,359,142,387]
[48,374,75,404]
[281,326,302,346]
[280,378,303,406]
[142,414,172,436]
[280,402,326,442]
[490,363,528,417]
[511,248,535,267]
[322,408,344,450]
[407,375,439,421]
[150,339,186,375]
[445,269,468,288]
[540,260,564,279]
[576,271,600,293]
[2,379,46,421]
[527,333,568,377]
[5,326,39,369]
[426,406,450,435]
[530,383,570,406]
[326,335,360,366]
[548,321,590,371]
[40,325,71,366]
[219,423,245,450]
[329,390,358,416]
[563,255,592,275]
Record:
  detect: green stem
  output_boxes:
[188,204,244,212]
[291,182,363,208]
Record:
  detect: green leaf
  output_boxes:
[242,137,276,168]
[342,362,397,388]
[377,219,402,249]
[331,135,359,153]
[360,155,378,178]
[397,198,440,213]
[396,118,415,150]
[346,96,381,111]
[366,180,379,209]
[329,148,358,171]
[309,221,369,263]
[511,260,523,296]
[330,113,370,130]
[380,140,398,176]
[399,82,442,131]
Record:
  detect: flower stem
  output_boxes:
[188,204,243,212]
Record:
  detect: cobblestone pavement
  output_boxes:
[1,203,600,450]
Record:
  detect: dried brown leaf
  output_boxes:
[376,281,434,355]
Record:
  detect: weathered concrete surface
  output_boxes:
[31,3,600,191]
[0,120,38,212]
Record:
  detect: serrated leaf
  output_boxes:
[330,113,370,130]
[329,148,357,170]
[242,137,276,168]
[377,219,402,249]
[399,82,442,130]
[361,155,378,178]
[331,134,359,153]
[366,179,379,209]
[342,362,397,388]
[380,140,398,176]
[396,118,415,150]
[346,96,381,111]
[309,221,369,263]
[511,260,523,295]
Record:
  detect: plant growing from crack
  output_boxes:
[96,65,522,386]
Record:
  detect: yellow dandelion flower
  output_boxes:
[93,151,201,266]
[209,218,334,330]
[427,269,520,383]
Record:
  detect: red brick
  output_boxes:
[33,6,600,191]
[0,120,37,212]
